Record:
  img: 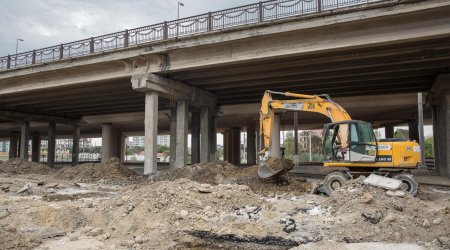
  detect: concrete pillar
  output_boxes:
[255,122,261,163]
[293,111,299,165]
[47,122,56,168]
[385,124,394,138]
[209,114,217,161]
[408,119,419,142]
[427,74,450,177]
[169,108,177,168]
[175,100,188,168]
[418,92,426,168]
[223,131,229,161]
[31,132,41,162]
[230,127,241,165]
[191,112,200,164]
[200,108,210,163]
[270,115,281,158]
[246,123,256,165]
[144,92,158,174]
[19,121,30,160]
[9,133,18,159]
[72,126,80,166]
[101,124,113,162]
[114,129,122,161]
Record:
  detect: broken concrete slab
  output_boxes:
[17,183,32,193]
[363,174,402,190]
[386,190,406,198]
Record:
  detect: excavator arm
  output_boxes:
[258,90,352,178]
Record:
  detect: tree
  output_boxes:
[394,128,409,139]
[424,136,434,158]
[157,145,170,158]
[283,131,295,160]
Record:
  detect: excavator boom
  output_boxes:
[258,90,351,178]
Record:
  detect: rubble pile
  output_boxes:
[98,178,287,249]
[0,159,53,175]
[54,158,137,182]
[323,176,450,244]
[152,161,311,195]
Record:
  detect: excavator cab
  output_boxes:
[323,120,377,163]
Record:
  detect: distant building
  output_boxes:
[127,136,145,147]
[0,141,9,152]
[157,135,170,147]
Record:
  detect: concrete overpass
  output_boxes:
[0,0,449,177]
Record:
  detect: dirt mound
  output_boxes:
[99,178,283,249]
[54,158,137,182]
[323,176,450,244]
[0,159,53,175]
[152,161,310,195]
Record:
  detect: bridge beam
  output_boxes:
[0,110,81,125]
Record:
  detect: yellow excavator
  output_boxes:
[259,90,420,196]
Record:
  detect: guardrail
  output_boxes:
[0,0,380,71]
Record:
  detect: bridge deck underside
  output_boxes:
[0,37,448,122]
[168,37,450,105]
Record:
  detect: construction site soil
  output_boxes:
[0,160,448,249]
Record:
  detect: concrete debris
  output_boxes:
[44,183,59,188]
[432,218,442,225]
[361,193,373,204]
[422,219,431,228]
[17,183,32,193]
[0,161,448,249]
[361,210,383,224]
[363,174,402,190]
[382,212,396,224]
[282,218,297,233]
[386,190,406,198]
[0,208,11,220]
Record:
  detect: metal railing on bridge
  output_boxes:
[0,0,380,71]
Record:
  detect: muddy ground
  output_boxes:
[0,160,449,249]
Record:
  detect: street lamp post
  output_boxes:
[15,38,24,55]
[15,38,24,67]
[177,2,184,37]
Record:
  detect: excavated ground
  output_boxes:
[0,160,449,249]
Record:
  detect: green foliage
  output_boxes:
[283,131,323,162]
[216,147,224,160]
[424,136,434,158]
[157,145,170,154]
[394,128,409,139]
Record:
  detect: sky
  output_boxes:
[0,0,258,56]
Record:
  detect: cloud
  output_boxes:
[0,0,257,56]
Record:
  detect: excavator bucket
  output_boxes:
[257,157,294,179]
